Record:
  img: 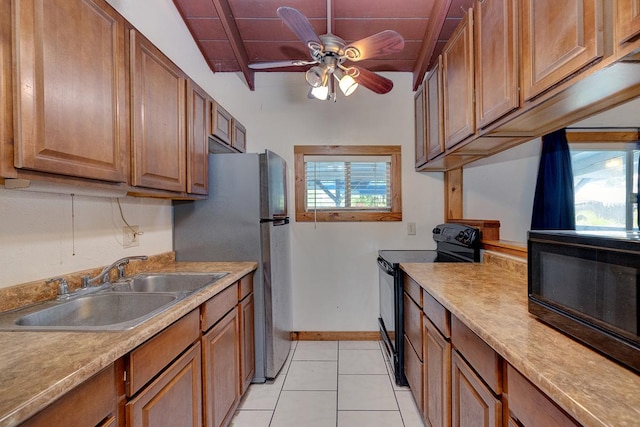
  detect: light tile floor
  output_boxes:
[231,340,425,427]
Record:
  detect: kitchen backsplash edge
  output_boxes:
[0,252,176,313]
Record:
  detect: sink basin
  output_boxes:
[0,292,180,332]
[118,272,228,293]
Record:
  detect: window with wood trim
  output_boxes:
[294,145,402,222]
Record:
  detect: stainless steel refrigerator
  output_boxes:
[173,150,292,382]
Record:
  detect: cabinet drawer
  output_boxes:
[127,309,199,396]
[404,274,423,307]
[507,364,579,427]
[238,274,253,301]
[403,292,423,360]
[22,364,115,427]
[423,289,450,338]
[451,315,502,395]
[202,282,238,332]
[404,334,424,413]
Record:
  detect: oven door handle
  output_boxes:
[377,256,395,276]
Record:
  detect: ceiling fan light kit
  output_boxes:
[248,5,405,102]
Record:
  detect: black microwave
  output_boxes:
[528,230,640,373]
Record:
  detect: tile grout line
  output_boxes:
[379,339,408,427]
[268,341,297,427]
[336,341,340,427]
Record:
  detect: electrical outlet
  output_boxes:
[123,226,140,248]
[407,222,417,235]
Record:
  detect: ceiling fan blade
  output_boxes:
[352,66,393,94]
[277,7,322,47]
[249,60,317,70]
[345,30,405,61]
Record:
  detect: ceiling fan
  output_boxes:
[248,4,405,101]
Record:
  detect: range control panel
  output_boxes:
[432,223,479,248]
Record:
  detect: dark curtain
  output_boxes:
[531,128,576,230]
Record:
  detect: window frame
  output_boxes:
[294,145,402,222]
[567,130,640,231]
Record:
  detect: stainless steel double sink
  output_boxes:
[0,272,228,332]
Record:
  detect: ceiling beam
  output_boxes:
[412,0,452,91]
[210,0,255,90]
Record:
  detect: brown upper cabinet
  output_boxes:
[12,0,128,182]
[212,102,233,146]
[520,0,603,101]
[426,57,444,161]
[616,1,640,52]
[232,119,247,153]
[475,0,519,128]
[414,84,427,168]
[130,29,187,193]
[187,80,211,195]
[211,102,246,153]
[442,8,475,149]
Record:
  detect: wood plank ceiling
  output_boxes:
[172,0,474,90]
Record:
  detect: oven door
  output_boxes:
[377,256,407,386]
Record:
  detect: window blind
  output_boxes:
[304,155,392,211]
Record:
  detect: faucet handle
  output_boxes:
[46,277,69,297]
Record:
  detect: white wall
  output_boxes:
[0,190,172,288]
[463,138,541,243]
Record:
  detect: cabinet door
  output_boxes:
[423,318,451,427]
[521,0,603,101]
[187,79,210,195]
[212,102,232,145]
[126,343,202,427]
[239,293,255,394]
[203,307,240,427]
[616,1,640,45]
[426,58,444,161]
[131,29,186,192]
[13,0,127,182]
[414,84,427,167]
[404,334,424,414]
[475,0,518,128]
[451,350,502,427]
[443,8,475,149]
[232,119,247,153]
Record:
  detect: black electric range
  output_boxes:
[377,223,480,385]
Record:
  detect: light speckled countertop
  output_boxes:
[0,261,257,427]
[401,260,640,427]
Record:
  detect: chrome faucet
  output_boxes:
[81,256,148,287]
[46,277,69,299]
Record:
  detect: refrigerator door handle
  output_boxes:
[260,217,290,226]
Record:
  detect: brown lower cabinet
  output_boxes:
[451,350,502,427]
[423,317,451,427]
[409,285,581,427]
[203,308,240,427]
[126,343,203,427]
[20,273,255,427]
[20,364,117,427]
